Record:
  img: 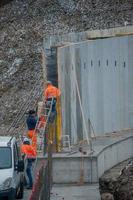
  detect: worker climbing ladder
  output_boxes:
[37,96,61,155]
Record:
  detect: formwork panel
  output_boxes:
[75,46,83,141]
[70,46,77,143]
[128,36,133,127]
[57,36,133,143]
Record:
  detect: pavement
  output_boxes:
[23,188,31,200]
[23,185,101,200]
[51,184,101,200]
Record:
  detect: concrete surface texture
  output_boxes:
[52,132,133,184]
[57,35,133,144]
[51,184,101,200]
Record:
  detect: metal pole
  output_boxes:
[88,119,93,152]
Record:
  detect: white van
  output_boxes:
[0,136,24,200]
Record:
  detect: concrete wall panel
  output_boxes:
[52,157,97,184]
[51,136,133,183]
[57,36,133,143]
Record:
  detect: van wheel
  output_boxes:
[16,182,24,199]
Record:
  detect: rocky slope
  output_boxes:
[99,159,133,200]
[0,0,133,133]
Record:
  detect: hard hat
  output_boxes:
[23,137,30,144]
[46,80,52,85]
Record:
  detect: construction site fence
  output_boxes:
[29,143,53,200]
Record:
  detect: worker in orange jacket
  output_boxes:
[44,81,61,113]
[44,81,61,123]
[27,129,37,153]
[21,138,37,189]
[26,110,38,153]
[44,81,61,100]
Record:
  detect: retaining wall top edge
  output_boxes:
[37,136,133,160]
[43,25,133,49]
[97,135,133,157]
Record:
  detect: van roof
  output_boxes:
[0,136,15,147]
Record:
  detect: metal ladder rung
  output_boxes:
[61,135,71,150]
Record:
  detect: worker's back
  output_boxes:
[45,84,60,99]
[21,144,36,158]
[26,115,37,130]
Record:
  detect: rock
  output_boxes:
[100,159,133,200]
[101,193,114,200]
[12,58,23,68]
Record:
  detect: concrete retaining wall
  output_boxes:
[52,156,98,184]
[57,35,133,142]
[97,136,133,178]
[44,25,133,49]
[51,136,133,184]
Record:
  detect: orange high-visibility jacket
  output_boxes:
[44,85,61,100]
[27,130,37,153]
[21,144,37,159]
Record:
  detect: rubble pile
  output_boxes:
[0,0,133,132]
[99,159,133,200]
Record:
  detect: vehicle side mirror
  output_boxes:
[17,160,24,172]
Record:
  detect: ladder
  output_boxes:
[37,98,54,154]
[61,135,71,151]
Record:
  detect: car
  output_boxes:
[0,136,24,200]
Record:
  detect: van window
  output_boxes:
[0,147,12,169]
